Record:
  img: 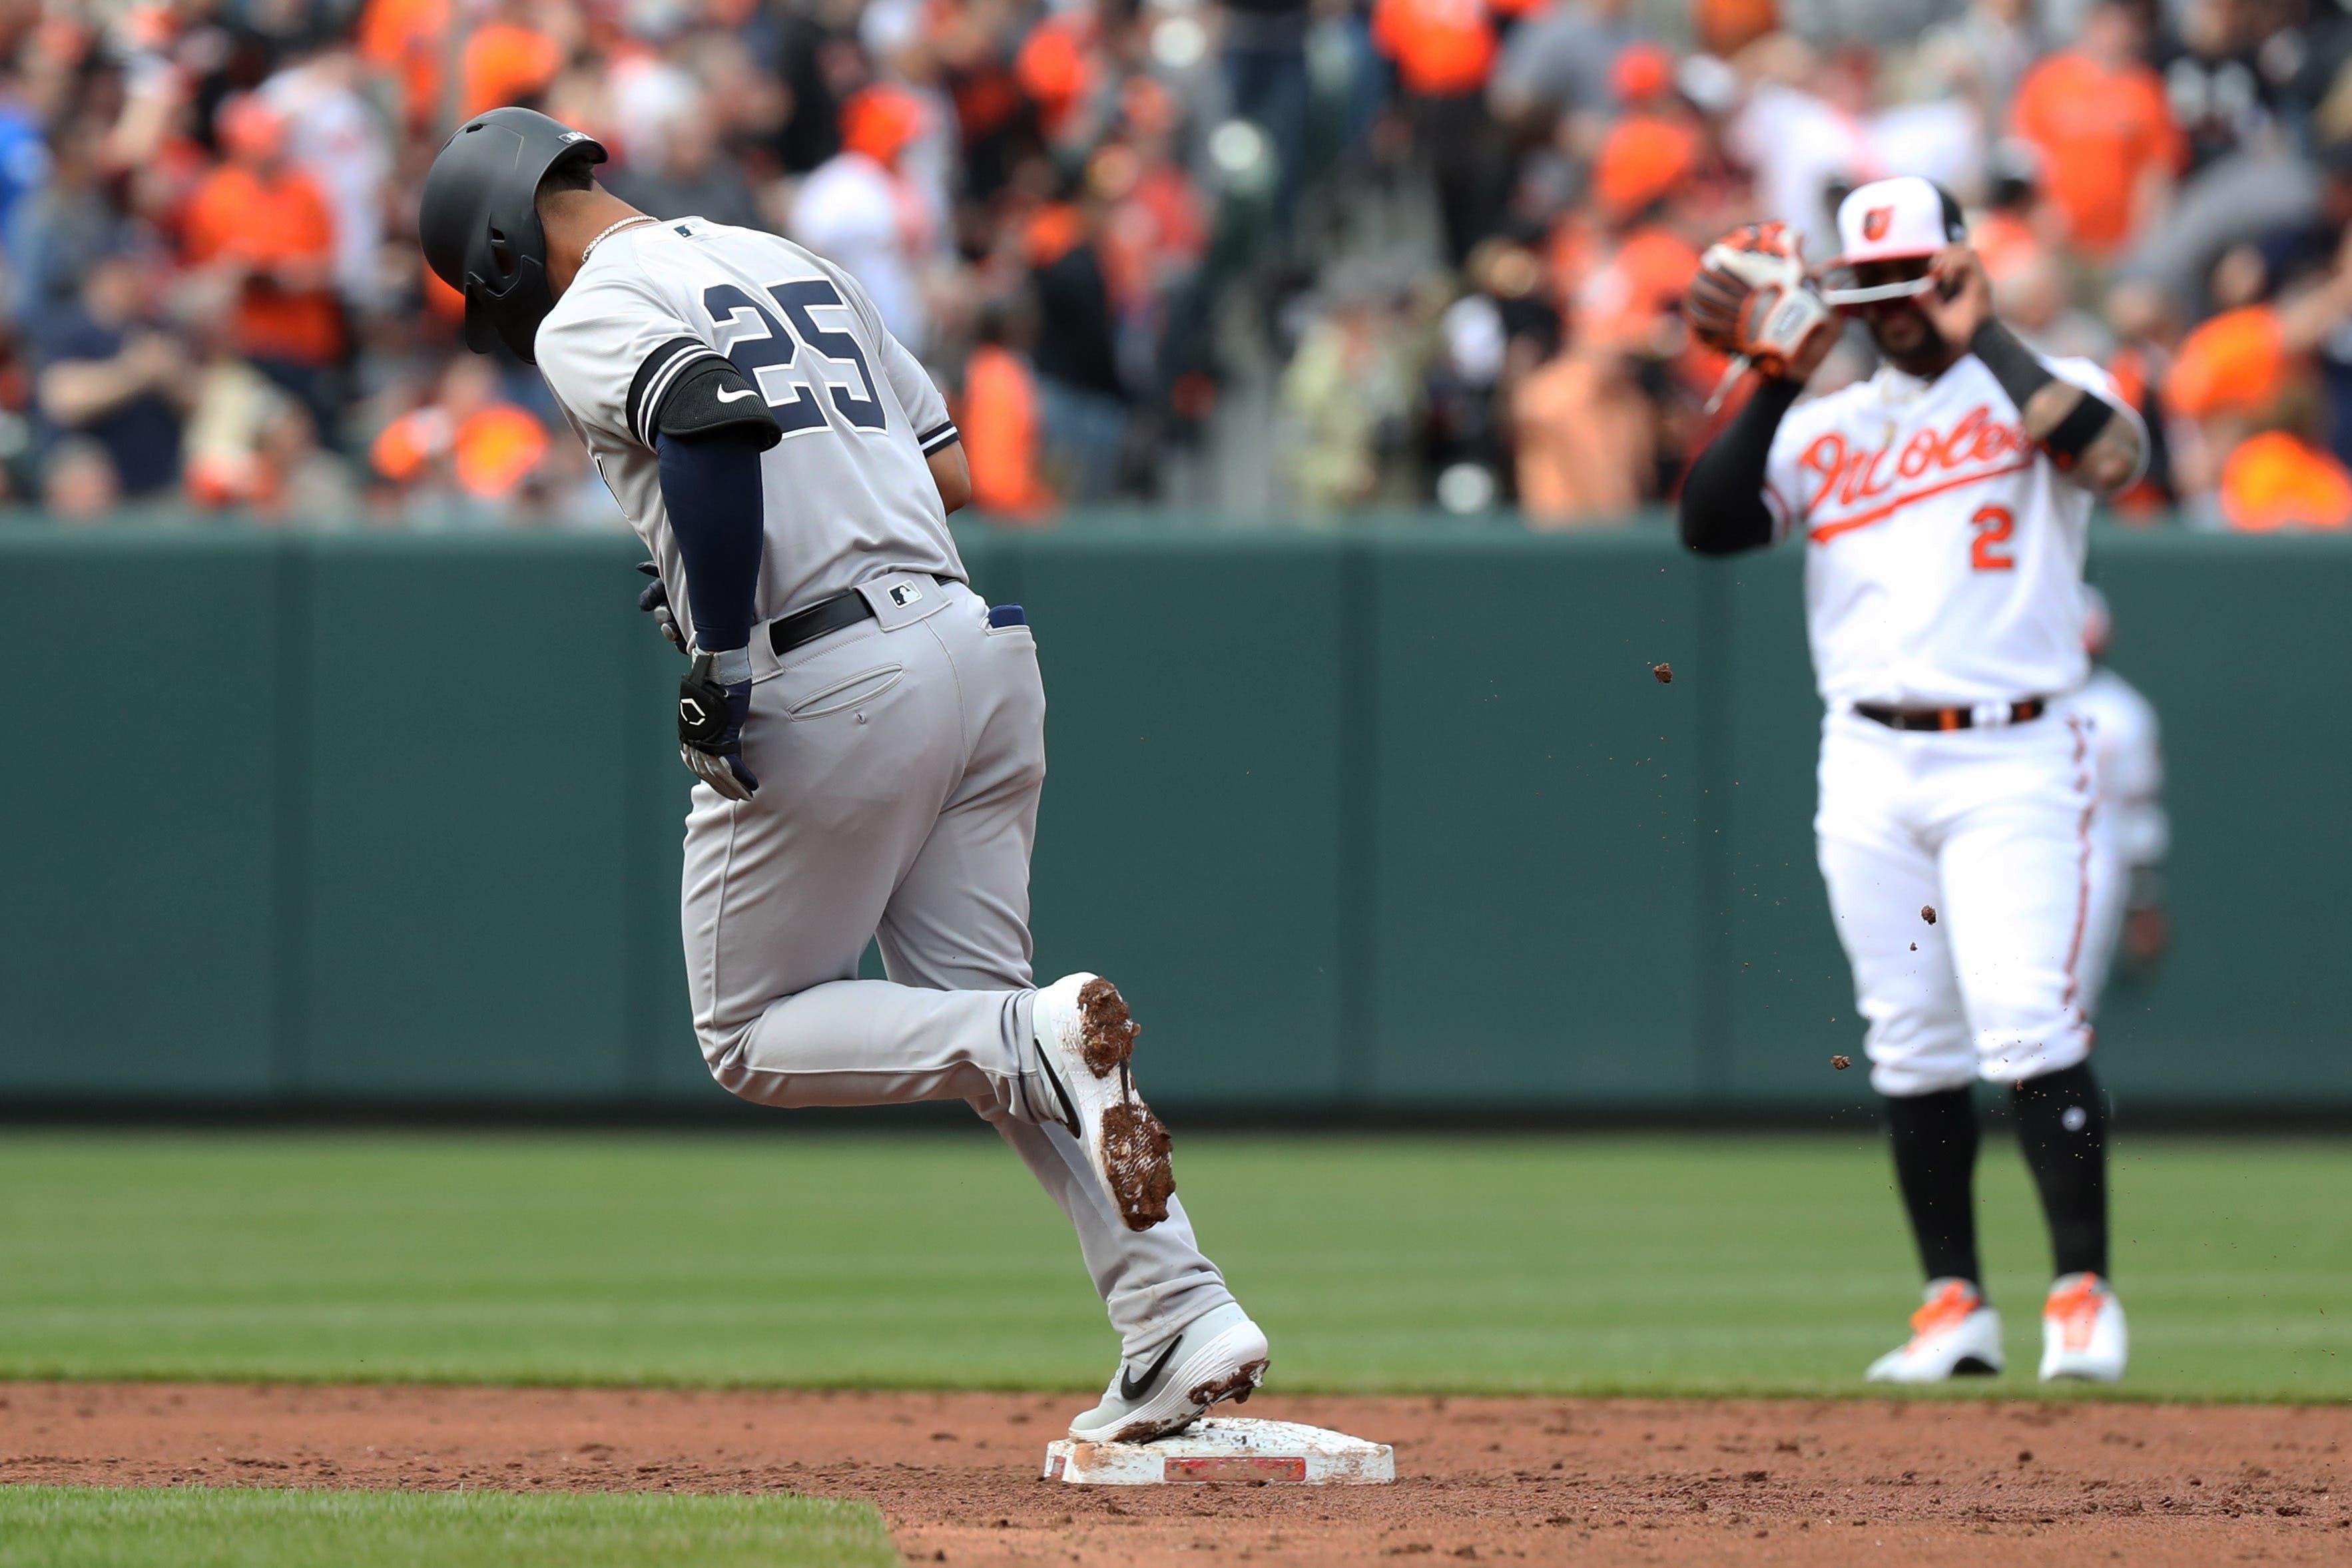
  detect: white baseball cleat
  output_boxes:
[1032,973,1175,1231]
[1865,1278,2005,1382]
[2039,1272,2127,1382]
[1067,1302,1271,1444]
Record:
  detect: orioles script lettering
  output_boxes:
[1799,403,2031,518]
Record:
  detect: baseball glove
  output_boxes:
[1684,222,1839,383]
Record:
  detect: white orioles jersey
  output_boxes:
[1762,354,2145,708]
[534,217,964,651]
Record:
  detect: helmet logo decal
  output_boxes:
[1862,206,1893,242]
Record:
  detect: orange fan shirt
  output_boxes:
[359,0,450,132]
[1372,0,1496,98]
[1016,17,1097,139]
[452,405,549,497]
[2165,305,2287,421]
[2219,431,2352,532]
[1574,224,1697,352]
[1695,0,1778,57]
[462,22,563,119]
[2010,53,2183,256]
[1593,114,1699,223]
[958,345,1054,523]
[182,165,343,364]
[374,403,549,499]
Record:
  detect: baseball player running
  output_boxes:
[1677,176,2146,1382]
[418,109,1267,1441]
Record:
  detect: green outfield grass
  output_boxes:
[0,1485,894,1568]
[0,1131,2342,1400]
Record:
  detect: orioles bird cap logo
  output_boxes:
[1862,206,1894,242]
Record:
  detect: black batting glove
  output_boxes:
[678,649,759,802]
[635,560,685,653]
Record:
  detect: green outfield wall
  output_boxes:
[1,523,2345,1117]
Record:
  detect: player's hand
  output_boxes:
[635,560,685,653]
[678,651,760,802]
[1685,222,1839,384]
[1920,243,1993,346]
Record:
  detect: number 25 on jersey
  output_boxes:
[702,278,886,438]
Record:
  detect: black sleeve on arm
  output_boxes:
[1966,319,2126,468]
[655,430,767,658]
[1678,376,1803,556]
[637,339,778,663]
[639,349,784,448]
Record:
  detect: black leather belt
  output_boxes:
[1855,697,2048,732]
[768,590,876,655]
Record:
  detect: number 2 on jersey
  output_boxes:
[701,280,885,437]
[1969,505,2015,571]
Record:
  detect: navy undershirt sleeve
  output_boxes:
[655,430,766,654]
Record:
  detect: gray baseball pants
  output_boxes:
[680,572,1233,1354]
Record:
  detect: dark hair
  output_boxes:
[535,149,597,197]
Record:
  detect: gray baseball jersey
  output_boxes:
[530,214,1240,1363]
[535,216,966,649]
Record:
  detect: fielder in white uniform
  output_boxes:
[1679,176,2148,1383]
[419,109,1268,1443]
[2076,587,2172,1001]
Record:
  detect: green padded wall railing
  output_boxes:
[1,523,2343,1115]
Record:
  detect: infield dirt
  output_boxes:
[2,1382,2343,1565]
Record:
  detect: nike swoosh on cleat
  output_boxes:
[1035,1051,1081,1137]
[1119,1338,1181,1402]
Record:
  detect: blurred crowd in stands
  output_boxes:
[7,0,2352,530]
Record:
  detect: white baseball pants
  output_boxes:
[1815,702,2109,1099]
[679,573,1233,1354]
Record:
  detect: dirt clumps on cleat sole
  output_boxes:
[1073,977,1174,1229]
[1187,1359,1269,1410]
[1101,1101,1175,1230]
[1074,977,1141,1077]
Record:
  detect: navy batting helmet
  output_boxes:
[419,108,607,363]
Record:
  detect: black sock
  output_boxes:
[1885,1086,1983,1292]
[2011,1061,2109,1279]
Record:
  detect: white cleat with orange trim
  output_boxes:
[1865,1278,2004,1383]
[2039,1272,2127,1382]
